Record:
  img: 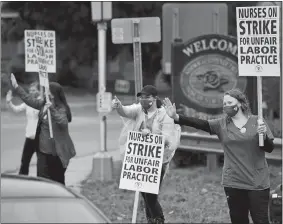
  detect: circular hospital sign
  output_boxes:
[179,34,247,109]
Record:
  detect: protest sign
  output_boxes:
[236,6,280,76]
[34,31,54,138]
[25,30,56,73]
[35,33,49,87]
[119,131,164,194]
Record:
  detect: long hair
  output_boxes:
[49,82,72,122]
[156,96,163,108]
[224,88,251,122]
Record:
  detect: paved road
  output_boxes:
[1,103,127,173]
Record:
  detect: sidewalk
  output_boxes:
[10,149,122,193]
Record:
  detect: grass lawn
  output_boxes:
[81,161,282,223]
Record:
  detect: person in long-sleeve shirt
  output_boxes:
[6,83,40,175]
[163,88,274,224]
[112,85,181,224]
[10,73,76,185]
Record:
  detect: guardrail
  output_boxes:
[178,133,282,171]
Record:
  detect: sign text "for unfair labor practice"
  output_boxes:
[119,131,164,194]
[25,30,56,73]
[236,6,280,76]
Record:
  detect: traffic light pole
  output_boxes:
[98,22,107,153]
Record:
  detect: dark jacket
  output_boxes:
[15,85,76,168]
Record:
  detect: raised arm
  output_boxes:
[163,98,211,133]
[174,114,212,133]
[10,73,44,110]
[112,96,139,119]
[6,90,26,113]
[14,85,45,110]
[160,113,180,147]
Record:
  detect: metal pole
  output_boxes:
[98,22,107,153]
[132,19,143,98]
[173,8,180,40]
[131,19,143,223]
[257,76,264,146]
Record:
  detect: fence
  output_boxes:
[178,133,282,171]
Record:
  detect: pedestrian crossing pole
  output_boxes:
[90,2,113,182]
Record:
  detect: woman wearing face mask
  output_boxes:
[10,73,76,185]
[163,88,274,224]
[6,82,41,175]
[112,85,181,224]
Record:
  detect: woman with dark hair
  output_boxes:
[10,73,76,185]
[163,88,274,224]
[112,85,181,224]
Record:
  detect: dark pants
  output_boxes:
[224,187,270,224]
[141,163,168,224]
[37,151,66,185]
[19,138,36,175]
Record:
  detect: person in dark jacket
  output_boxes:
[10,73,76,185]
[163,88,274,224]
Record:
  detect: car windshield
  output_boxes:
[1,198,109,223]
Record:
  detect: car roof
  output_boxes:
[1,174,77,198]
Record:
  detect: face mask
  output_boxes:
[223,104,239,117]
[140,99,154,111]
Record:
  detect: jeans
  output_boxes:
[19,138,36,175]
[141,163,168,224]
[224,187,270,224]
[37,151,66,185]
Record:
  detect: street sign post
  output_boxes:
[111,16,161,224]
[111,17,161,96]
[91,2,113,183]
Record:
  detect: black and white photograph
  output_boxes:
[1,1,282,223]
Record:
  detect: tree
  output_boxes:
[5,2,269,87]
[2,2,165,85]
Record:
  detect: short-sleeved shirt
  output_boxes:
[208,115,274,190]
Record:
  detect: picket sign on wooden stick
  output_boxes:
[131,115,146,223]
[132,191,140,223]
[236,5,280,147]
[257,76,264,146]
[44,87,54,139]
[119,131,164,224]
[35,32,53,139]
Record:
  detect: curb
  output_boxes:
[2,150,122,193]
